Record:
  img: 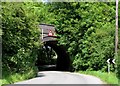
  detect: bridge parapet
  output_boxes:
[39,24,58,42]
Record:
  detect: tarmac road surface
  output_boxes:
[14,71,105,84]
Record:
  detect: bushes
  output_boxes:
[2,2,41,74]
[2,2,119,82]
[49,2,115,71]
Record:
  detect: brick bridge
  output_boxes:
[36,24,70,71]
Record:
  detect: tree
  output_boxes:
[2,2,41,73]
[49,2,115,71]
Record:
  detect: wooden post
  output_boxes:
[115,0,118,74]
[108,63,110,74]
[115,0,118,56]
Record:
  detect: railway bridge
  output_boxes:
[36,24,70,71]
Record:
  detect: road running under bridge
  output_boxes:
[36,24,71,71]
[14,71,105,84]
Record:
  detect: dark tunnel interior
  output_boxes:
[36,41,71,71]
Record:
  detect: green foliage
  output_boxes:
[2,68,37,84]
[2,2,41,73]
[78,71,118,84]
[49,2,116,71]
[2,2,119,84]
[36,47,57,65]
[117,2,120,83]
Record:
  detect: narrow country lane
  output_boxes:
[13,71,105,84]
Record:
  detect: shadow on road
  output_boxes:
[37,65,56,71]
[37,73,45,77]
[36,41,71,72]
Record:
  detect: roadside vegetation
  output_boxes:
[78,71,118,84]
[1,2,120,85]
[2,69,36,85]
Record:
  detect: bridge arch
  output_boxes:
[36,24,71,71]
[44,41,70,71]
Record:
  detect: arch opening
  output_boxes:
[36,41,70,71]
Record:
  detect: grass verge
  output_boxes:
[1,69,37,85]
[78,71,118,84]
